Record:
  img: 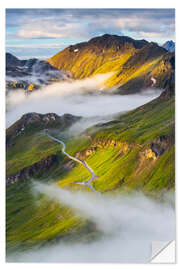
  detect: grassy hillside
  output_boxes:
[58,96,175,194]
[6,180,98,253]
[6,91,175,252]
[6,113,80,176]
[47,34,173,92]
[6,115,93,253]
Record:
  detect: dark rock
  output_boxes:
[150,135,174,157]
[151,143,165,157]
[6,154,60,186]
[6,53,21,68]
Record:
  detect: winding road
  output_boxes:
[45,129,99,194]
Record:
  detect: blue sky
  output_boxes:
[6,9,175,59]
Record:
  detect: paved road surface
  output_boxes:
[45,129,99,194]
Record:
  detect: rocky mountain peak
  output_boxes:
[67,34,149,53]
[88,34,148,49]
[6,52,21,68]
[162,40,175,52]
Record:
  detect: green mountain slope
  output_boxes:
[70,96,174,193]
[6,113,80,182]
[6,88,175,252]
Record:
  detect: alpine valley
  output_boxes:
[6,34,175,262]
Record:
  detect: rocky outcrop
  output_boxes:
[137,135,174,167]
[6,154,60,186]
[150,135,174,157]
[76,138,131,160]
[76,135,174,174]
[142,149,157,161]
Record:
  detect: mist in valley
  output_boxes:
[6,74,162,132]
[7,182,175,263]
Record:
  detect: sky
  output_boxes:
[6,8,175,60]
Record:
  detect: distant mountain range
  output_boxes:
[6,53,69,91]
[162,40,175,52]
[6,34,175,95]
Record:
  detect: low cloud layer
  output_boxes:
[6,74,162,130]
[7,182,175,263]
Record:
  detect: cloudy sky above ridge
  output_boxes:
[6,8,175,59]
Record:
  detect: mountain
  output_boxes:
[47,34,148,74]
[162,40,175,52]
[47,34,173,92]
[6,53,21,67]
[7,35,174,94]
[6,53,70,91]
[6,112,80,185]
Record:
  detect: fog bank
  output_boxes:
[7,182,175,263]
[6,74,162,129]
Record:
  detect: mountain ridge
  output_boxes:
[47,34,173,93]
[6,112,80,150]
[68,34,148,51]
[162,40,175,52]
[6,53,69,91]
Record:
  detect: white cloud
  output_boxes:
[7,43,64,49]
[6,74,162,129]
[16,19,88,39]
[7,182,175,263]
[13,11,175,41]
